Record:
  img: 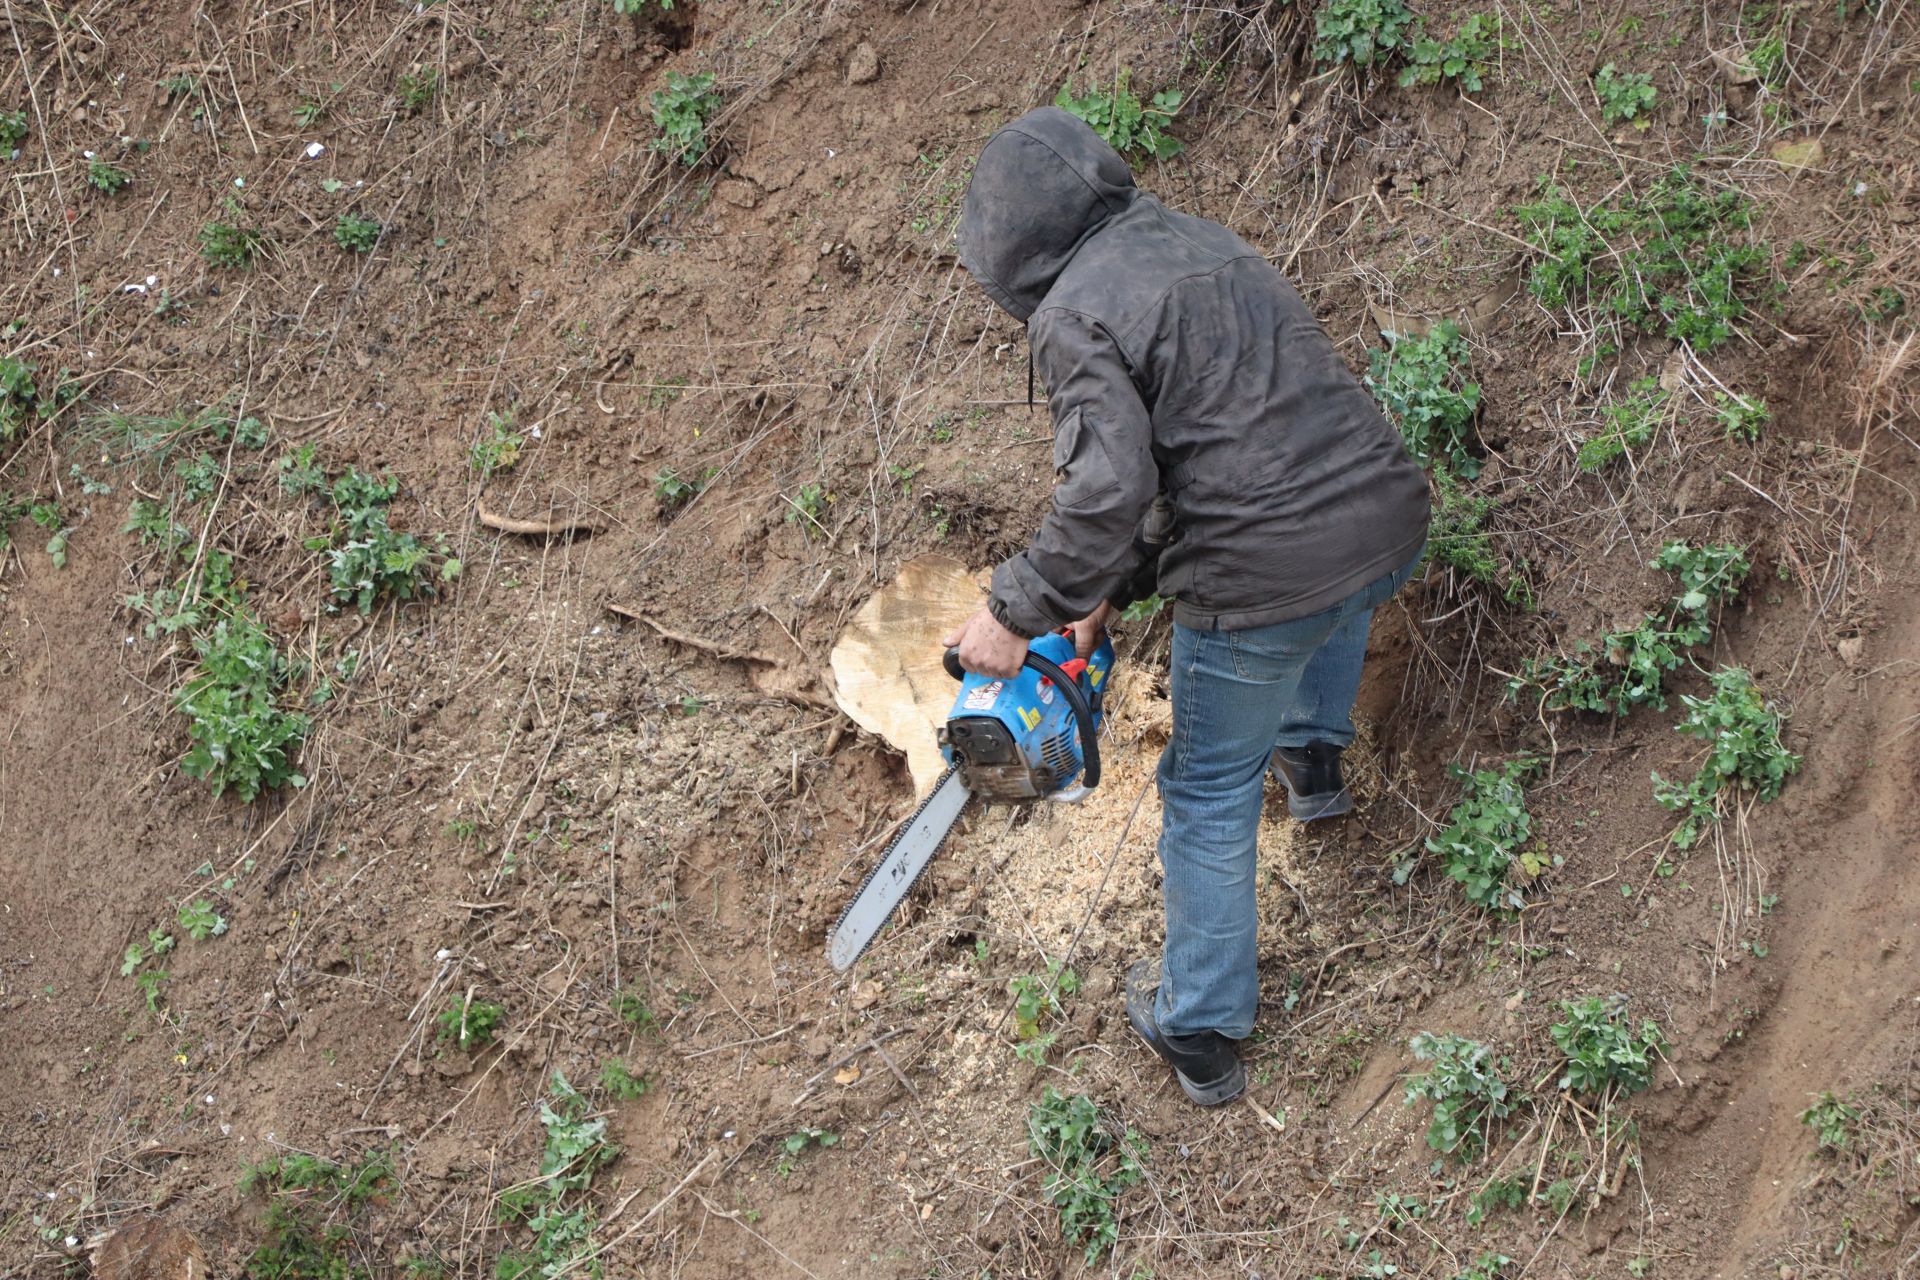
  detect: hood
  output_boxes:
[957,106,1137,322]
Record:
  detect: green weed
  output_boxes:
[1714,391,1769,441]
[201,200,267,269]
[1425,468,1505,590]
[650,71,720,165]
[177,898,228,941]
[598,1060,651,1100]
[1027,1088,1147,1265]
[1399,14,1499,91]
[239,1150,393,1280]
[1551,996,1665,1095]
[1054,70,1183,160]
[87,159,131,194]
[0,355,75,443]
[175,614,310,801]
[1426,758,1539,911]
[1514,168,1766,351]
[1314,0,1416,69]
[1799,1090,1859,1151]
[1652,666,1799,849]
[471,410,524,477]
[436,993,505,1051]
[1403,1032,1518,1159]
[775,1127,839,1177]
[334,212,381,253]
[494,1072,618,1280]
[1454,1253,1515,1280]
[1367,321,1482,477]
[285,461,457,612]
[1594,64,1657,123]
[653,466,710,510]
[1008,961,1079,1065]
[399,67,440,113]
[0,110,28,154]
[1576,376,1666,471]
[614,986,659,1034]
[1120,594,1168,623]
[785,482,830,536]
[121,926,176,976]
[1511,541,1748,715]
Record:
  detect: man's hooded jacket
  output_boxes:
[958,107,1430,636]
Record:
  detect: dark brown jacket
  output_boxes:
[958,107,1430,634]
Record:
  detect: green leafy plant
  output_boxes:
[785,482,830,537]
[0,110,28,154]
[1454,1252,1514,1279]
[398,67,440,113]
[121,926,176,976]
[174,614,310,801]
[239,1150,393,1280]
[435,992,505,1051]
[1551,996,1665,1095]
[650,71,720,165]
[1399,14,1498,91]
[1008,961,1079,1064]
[1714,391,1769,441]
[1026,1088,1147,1265]
[1652,541,1749,628]
[1119,594,1167,623]
[87,159,131,194]
[775,1127,839,1176]
[1367,322,1482,478]
[1799,1091,1859,1151]
[1576,376,1666,471]
[614,986,659,1034]
[0,355,68,443]
[1511,542,1749,716]
[1314,0,1416,69]
[1426,758,1538,910]
[598,1059,651,1100]
[1652,666,1799,849]
[1054,70,1183,160]
[653,465,710,510]
[333,212,381,253]
[1403,1032,1518,1159]
[1594,64,1657,124]
[1514,168,1766,352]
[287,463,456,612]
[177,898,228,941]
[471,410,524,477]
[495,1073,618,1280]
[1424,468,1531,608]
[200,200,267,269]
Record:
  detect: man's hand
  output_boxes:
[941,606,1029,678]
[1069,602,1113,659]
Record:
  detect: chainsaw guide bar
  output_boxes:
[827,767,971,972]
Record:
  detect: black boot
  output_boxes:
[1270,741,1353,821]
[1123,960,1246,1106]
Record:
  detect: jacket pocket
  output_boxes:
[1051,406,1121,513]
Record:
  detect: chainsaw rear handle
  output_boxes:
[942,646,1102,791]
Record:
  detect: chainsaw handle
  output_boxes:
[941,647,1102,791]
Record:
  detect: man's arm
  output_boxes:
[988,308,1159,638]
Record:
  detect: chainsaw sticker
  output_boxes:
[1037,681,1054,705]
[1017,705,1042,731]
[962,681,1003,710]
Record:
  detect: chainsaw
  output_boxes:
[827,628,1115,972]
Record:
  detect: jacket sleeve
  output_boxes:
[988,309,1158,638]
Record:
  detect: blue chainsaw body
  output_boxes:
[937,630,1114,803]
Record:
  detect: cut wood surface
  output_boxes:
[828,554,983,795]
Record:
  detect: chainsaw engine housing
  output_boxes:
[937,630,1113,803]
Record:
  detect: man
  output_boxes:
[941,107,1430,1106]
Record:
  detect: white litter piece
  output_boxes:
[304,142,325,159]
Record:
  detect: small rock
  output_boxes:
[1837,634,1864,668]
[846,42,880,85]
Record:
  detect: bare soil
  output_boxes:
[3,1,1918,1278]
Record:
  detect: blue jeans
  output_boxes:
[1155,554,1421,1039]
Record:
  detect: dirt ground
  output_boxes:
[2,0,1918,1277]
